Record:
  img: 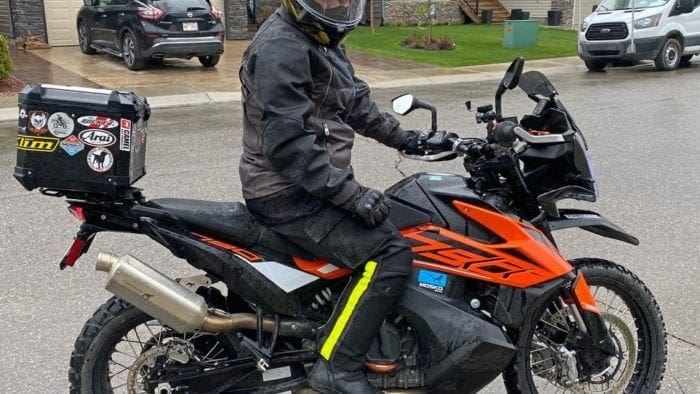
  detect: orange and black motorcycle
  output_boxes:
[54,59,666,393]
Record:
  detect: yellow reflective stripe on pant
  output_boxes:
[320,260,378,360]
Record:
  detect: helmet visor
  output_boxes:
[297,0,366,30]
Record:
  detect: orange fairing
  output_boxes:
[192,233,262,262]
[572,273,601,314]
[401,201,573,288]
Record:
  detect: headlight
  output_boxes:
[580,21,588,32]
[634,13,661,29]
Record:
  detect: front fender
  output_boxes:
[548,209,639,246]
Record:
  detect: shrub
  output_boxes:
[0,35,14,80]
[401,32,455,50]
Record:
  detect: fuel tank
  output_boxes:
[386,173,497,242]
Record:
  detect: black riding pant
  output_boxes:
[246,186,413,371]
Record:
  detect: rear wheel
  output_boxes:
[199,55,221,68]
[584,59,607,72]
[503,259,666,393]
[78,21,96,55]
[122,32,146,71]
[69,296,310,393]
[654,38,682,71]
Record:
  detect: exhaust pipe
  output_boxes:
[95,253,275,334]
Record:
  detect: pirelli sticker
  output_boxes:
[17,135,59,152]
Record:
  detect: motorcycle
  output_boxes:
[48,58,666,393]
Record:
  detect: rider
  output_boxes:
[238,0,429,392]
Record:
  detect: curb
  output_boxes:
[1,91,243,136]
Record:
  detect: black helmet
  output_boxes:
[283,0,366,47]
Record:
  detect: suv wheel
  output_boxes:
[122,32,146,71]
[584,59,607,72]
[654,38,682,71]
[78,21,97,55]
[198,55,220,68]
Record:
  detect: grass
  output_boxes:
[345,24,578,67]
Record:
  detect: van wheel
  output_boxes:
[654,38,682,71]
[584,59,607,72]
[199,55,220,68]
[680,54,694,67]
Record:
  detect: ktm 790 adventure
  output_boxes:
[39,58,665,393]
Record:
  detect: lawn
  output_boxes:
[345,24,579,67]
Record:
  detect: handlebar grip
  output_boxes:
[492,121,518,147]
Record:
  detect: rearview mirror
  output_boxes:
[392,94,415,115]
[495,57,525,118]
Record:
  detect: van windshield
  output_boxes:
[597,0,668,10]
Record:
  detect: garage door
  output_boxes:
[45,0,84,46]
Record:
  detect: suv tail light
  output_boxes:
[211,6,223,19]
[138,6,165,20]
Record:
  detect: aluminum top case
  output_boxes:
[14,84,150,197]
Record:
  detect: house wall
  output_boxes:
[500,0,552,20]
[383,0,465,26]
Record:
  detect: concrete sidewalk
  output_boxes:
[2,40,586,124]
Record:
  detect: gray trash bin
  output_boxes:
[482,9,493,24]
[548,10,562,26]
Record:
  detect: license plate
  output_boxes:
[183,22,198,31]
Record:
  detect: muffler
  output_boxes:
[95,253,275,334]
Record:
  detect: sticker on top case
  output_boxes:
[28,110,49,135]
[48,112,75,138]
[87,147,114,172]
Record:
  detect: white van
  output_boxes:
[578,0,700,71]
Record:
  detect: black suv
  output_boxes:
[77,0,225,70]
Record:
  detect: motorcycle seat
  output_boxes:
[147,198,314,260]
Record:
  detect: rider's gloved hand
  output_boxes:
[344,186,390,226]
[401,130,457,154]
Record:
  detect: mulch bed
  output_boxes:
[0,76,26,97]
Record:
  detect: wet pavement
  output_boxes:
[1,39,587,131]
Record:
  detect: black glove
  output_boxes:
[344,186,390,226]
[401,130,455,154]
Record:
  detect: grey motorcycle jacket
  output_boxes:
[238,8,409,208]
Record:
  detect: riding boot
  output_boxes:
[308,245,413,393]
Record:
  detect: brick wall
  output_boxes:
[10,0,47,42]
[383,0,465,26]
[226,0,249,39]
[551,0,574,27]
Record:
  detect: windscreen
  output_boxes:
[597,0,669,11]
[519,71,557,98]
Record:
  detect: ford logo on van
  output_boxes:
[79,129,116,147]
[601,28,611,33]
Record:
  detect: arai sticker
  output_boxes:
[79,129,116,147]
[87,147,114,172]
[60,135,84,156]
[119,118,132,152]
[19,108,28,120]
[48,112,74,138]
[77,115,119,129]
[28,110,49,135]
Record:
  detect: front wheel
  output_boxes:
[654,38,682,71]
[503,258,667,393]
[584,59,607,72]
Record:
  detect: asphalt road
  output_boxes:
[1,62,698,393]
